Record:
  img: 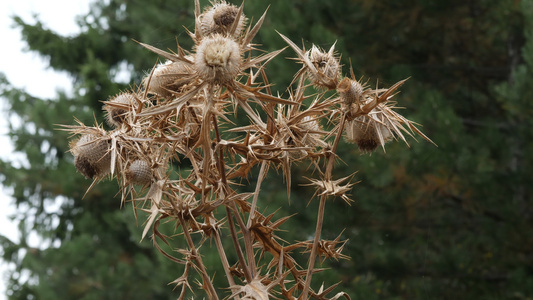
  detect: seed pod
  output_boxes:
[198,1,247,38]
[103,92,137,128]
[307,44,341,90]
[299,115,327,148]
[345,115,393,153]
[126,159,152,185]
[195,34,241,84]
[142,60,194,98]
[337,77,364,106]
[71,132,112,179]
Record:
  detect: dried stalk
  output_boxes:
[302,114,347,299]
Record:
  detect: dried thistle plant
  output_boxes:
[61,1,434,299]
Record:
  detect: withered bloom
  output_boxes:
[71,132,111,179]
[198,1,247,38]
[194,34,242,84]
[345,113,394,153]
[142,60,194,98]
[126,159,152,185]
[103,92,138,128]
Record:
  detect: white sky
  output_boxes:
[0,1,92,298]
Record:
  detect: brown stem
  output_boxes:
[301,113,347,299]
[211,214,240,299]
[246,160,269,228]
[212,115,256,281]
[200,84,216,204]
[226,206,253,283]
[178,215,219,300]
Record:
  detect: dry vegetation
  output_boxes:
[62,1,433,299]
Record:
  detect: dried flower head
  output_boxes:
[307,44,341,89]
[198,1,247,38]
[337,77,364,106]
[142,60,194,97]
[278,33,341,90]
[126,159,152,185]
[70,132,112,179]
[103,92,137,128]
[194,34,241,84]
[298,115,328,149]
[345,112,394,153]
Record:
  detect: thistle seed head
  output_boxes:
[142,60,194,97]
[345,115,393,153]
[299,115,327,148]
[71,132,112,179]
[195,34,241,84]
[198,1,247,38]
[103,92,137,128]
[307,44,341,90]
[126,159,152,185]
[337,77,364,106]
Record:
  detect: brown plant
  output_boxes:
[61,1,434,299]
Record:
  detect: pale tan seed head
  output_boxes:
[71,132,112,179]
[231,279,271,300]
[195,34,241,84]
[345,114,393,153]
[337,77,364,106]
[307,44,341,90]
[299,115,328,148]
[103,92,137,128]
[198,1,247,38]
[142,60,194,97]
[126,159,152,185]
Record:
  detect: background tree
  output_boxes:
[1,0,532,299]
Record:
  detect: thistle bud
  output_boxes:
[337,77,364,106]
[195,34,241,84]
[71,132,112,179]
[126,159,152,185]
[299,115,327,148]
[307,44,341,90]
[142,60,194,98]
[198,1,247,38]
[345,115,393,153]
[103,92,137,128]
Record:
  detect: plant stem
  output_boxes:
[226,206,253,283]
[246,160,269,228]
[178,215,219,300]
[212,114,256,282]
[301,113,347,299]
[211,215,240,299]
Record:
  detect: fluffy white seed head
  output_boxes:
[195,34,241,84]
